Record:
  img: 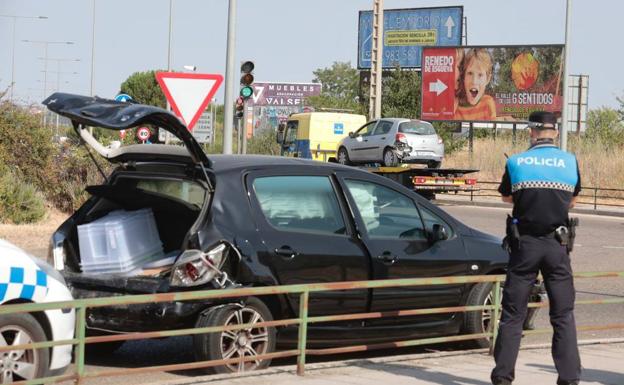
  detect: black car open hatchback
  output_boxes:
[44,93,541,374]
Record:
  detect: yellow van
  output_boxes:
[276,112,367,161]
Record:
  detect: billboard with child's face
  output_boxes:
[421,45,565,123]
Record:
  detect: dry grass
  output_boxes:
[0,207,67,258]
[444,135,624,190]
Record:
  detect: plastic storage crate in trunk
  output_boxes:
[77,208,164,274]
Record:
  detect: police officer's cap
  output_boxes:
[527,111,557,130]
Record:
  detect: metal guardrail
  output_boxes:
[458,181,624,210]
[1,271,623,385]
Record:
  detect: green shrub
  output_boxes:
[0,168,46,224]
[47,142,110,212]
[0,102,108,215]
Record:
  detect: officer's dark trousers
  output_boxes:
[491,235,581,384]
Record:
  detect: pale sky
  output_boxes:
[0,0,620,110]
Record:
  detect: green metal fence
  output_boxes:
[1,271,623,385]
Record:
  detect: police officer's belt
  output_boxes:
[518,230,557,238]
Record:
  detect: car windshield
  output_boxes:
[399,121,436,135]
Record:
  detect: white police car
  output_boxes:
[0,239,75,383]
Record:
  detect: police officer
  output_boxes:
[491,111,581,385]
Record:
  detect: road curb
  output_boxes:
[156,338,624,385]
[434,198,624,218]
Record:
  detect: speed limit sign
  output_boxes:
[136,127,151,142]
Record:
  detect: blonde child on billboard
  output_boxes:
[454,48,497,121]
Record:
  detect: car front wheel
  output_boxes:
[193,298,276,374]
[0,313,50,383]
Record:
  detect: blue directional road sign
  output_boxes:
[358,6,463,69]
[115,93,133,102]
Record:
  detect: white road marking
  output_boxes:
[602,246,624,249]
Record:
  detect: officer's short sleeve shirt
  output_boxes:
[498,144,581,235]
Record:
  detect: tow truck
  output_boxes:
[276,112,479,200]
[361,165,478,200]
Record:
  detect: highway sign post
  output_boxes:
[155,72,223,131]
[358,6,463,69]
[193,111,214,144]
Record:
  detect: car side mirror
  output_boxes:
[430,224,449,243]
[348,132,355,138]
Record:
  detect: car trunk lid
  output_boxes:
[43,92,210,167]
[404,133,439,151]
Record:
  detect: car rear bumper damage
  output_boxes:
[63,273,211,333]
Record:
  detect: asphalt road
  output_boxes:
[78,205,624,384]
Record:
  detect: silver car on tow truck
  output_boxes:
[336,118,444,168]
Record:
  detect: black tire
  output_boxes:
[337,147,352,166]
[427,161,442,169]
[0,313,50,382]
[463,282,496,349]
[383,148,399,167]
[193,298,276,374]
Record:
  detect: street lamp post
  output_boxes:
[223,0,237,154]
[22,39,74,127]
[0,14,48,101]
[163,0,174,144]
[39,57,79,136]
[560,0,572,151]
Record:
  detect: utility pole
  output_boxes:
[560,0,572,151]
[241,101,248,154]
[38,57,79,136]
[90,0,97,96]
[368,0,384,120]
[22,39,74,128]
[223,0,237,154]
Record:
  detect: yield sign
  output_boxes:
[155,72,223,130]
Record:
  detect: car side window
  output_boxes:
[134,179,206,208]
[373,121,393,136]
[344,179,426,240]
[356,121,376,137]
[253,176,346,235]
[418,205,455,239]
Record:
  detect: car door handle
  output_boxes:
[376,252,398,265]
[275,246,297,259]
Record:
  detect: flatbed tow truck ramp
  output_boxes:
[361,165,479,200]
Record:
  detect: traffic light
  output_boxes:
[235,96,244,118]
[240,60,254,100]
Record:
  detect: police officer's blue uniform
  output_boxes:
[491,113,582,385]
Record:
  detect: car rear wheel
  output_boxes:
[463,282,496,349]
[383,148,399,167]
[0,313,49,383]
[193,298,276,374]
[337,147,352,166]
[427,161,441,169]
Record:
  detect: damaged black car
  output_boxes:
[44,93,543,374]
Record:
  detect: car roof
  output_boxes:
[378,118,430,124]
[207,154,350,173]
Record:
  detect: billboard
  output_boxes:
[421,45,565,123]
[250,82,321,106]
[358,6,463,69]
